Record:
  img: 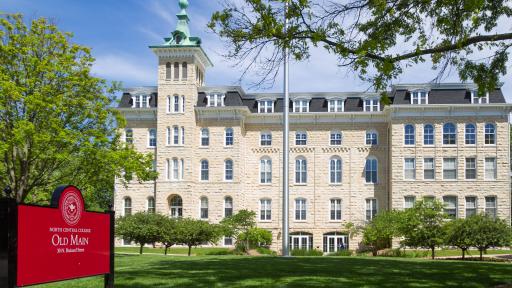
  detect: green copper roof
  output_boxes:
[149,0,201,48]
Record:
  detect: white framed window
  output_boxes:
[295,198,307,220]
[200,128,209,146]
[166,127,171,145]
[200,197,208,219]
[223,237,233,246]
[260,199,272,221]
[485,157,496,180]
[404,196,415,209]
[258,100,274,113]
[224,197,233,217]
[484,123,496,145]
[147,197,155,214]
[181,96,185,113]
[443,196,458,218]
[180,159,184,180]
[465,196,477,217]
[465,123,476,145]
[295,157,307,184]
[465,157,476,180]
[200,160,209,181]
[423,124,434,145]
[172,158,179,180]
[330,131,342,145]
[410,91,428,104]
[365,198,377,221]
[260,157,272,184]
[330,198,342,220]
[225,159,234,181]
[133,94,150,108]
[148,128,157,148]
[365,157,378,184]
[174,62,179,80]
[169,195,183,218]
[404,158,416,180]
[173,95,180,112]
[260,132,272,146]
[123,197,132,216]
[173,126,179,145]
[423,157,435,180]
[125,129,133,144]
[225,128,234,146]
[443,158,457,180]
[471,91,489,104]
[181,127,185,145]
[329,156,342,184]
[364,99,380,112]
[165,62,172,79]
[485,196,497,218]
[207,93,225,107]
[443,123,456,145]
[328,99,344,112]
[182,62,188,80]
[404,124,415,145]
[295,131,307,145]
[365,130,378,145]
[293,100,309,112]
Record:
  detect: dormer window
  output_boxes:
[471,90,489,104]
[328,99,344,112]
[364,99,380,112]
[293,100,309,113]
[410,91,428,104]
[258,100,274,113]
[207,93,225,107]
[132,94,150,108]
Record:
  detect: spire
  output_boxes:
[175,0,191,40]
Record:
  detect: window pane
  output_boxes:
[465,158,476,180]
[485,158,496,180]
[424,125,434,145]
[443,196,457,218]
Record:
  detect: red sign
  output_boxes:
[16,186,112,287]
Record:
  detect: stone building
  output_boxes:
[114,0,512,253]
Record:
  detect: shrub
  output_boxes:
[326,250,352,257]
[205,249,235,255]
[291,249,323,256]
[256,247,277,256]
[237,227,273,250]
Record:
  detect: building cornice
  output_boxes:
[117,108,157,121]
[150,46,213,68]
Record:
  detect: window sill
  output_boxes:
[294,220,307,223]
[423,144,435,147]
[442,145,457,147]
[260,145,273,147]
[147,146,156,149]
[328,220,342,223]
[328,183,343,186]
[259,220,272,223]
[293,183,308,186]
[224,146,234,149]
[198,146,209,149]
[259,183,273,186]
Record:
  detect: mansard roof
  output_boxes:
[118,86,158,108]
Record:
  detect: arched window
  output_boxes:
[200,128,209,146]
[330,199,342,220]
[169,195,183,218]
[182,62,188,80]
[295,198,307,220]
[200,197,208,219]
[423,124,434,145]
[484,123,496,145]
[224,197,233,217]
[165,62,172,79]
[260,199,272,220]
[147,197,155,213]
[260,157,272,184]
[173,62,179,81]
[465,123,476,145]
[125,129,133,144]
[200,160,209,181]
[123,197,132,216]
[365,130,378,145]
[225,128,234,146]
[295,157,307,184]
[329,156,342,183]
[148,128,157,147]
[404,124,415,145]
[225,159,233,181]
[365,157,378,184]
[443,123,456,145]
[173,126,179,145]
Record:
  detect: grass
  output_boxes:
[115,246,232,255]
[35,254,512,287]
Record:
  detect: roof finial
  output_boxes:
[179,0,189,12]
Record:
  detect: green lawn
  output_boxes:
[35,254,512,287]
[115,246,232,255]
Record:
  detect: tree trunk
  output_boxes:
[462,248,466,260]
[139,244,144,255]
[165,246,168,255]
[188,245,192,256]
[479,248,483,261]
[431,247,435,260]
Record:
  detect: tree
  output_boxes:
[444,218,473,260]
[220,209,256,251]
[362,210,402,256]
[237,227,273,249]
[0,14,156,206]
[399,200,446,259]
[466,214,512,261]
[209,0,512,94]
[175,218,222,256]
[115,212,167,255]
[160,218,178,255]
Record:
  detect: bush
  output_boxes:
[237,227,273,250]
[378,248,429,258]
[326,250,352,256]
[256,247,277,256]
[291,249,323,256]
[204,249,235,255]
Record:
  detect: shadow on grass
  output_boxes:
[113,255,512,288]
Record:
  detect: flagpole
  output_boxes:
[282,0,290,257]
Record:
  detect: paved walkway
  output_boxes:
[437,254,512,260]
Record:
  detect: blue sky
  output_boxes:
[2,0,511,101]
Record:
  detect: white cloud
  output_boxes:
[92,53,155,85]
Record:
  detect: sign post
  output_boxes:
[3,185,114,288]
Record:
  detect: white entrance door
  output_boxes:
[326,235,347,253]
[290,235,310,250]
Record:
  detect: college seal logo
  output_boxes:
[61,190,82,226]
